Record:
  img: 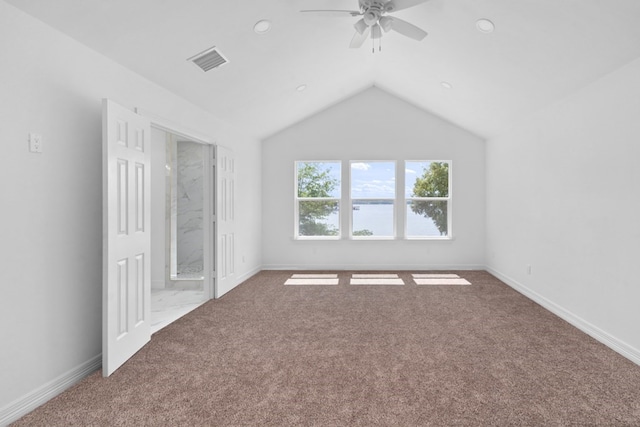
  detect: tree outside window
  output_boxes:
[296,162,341,237]
[406,161,450,237]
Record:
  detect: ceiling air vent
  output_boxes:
[187,46,228,72]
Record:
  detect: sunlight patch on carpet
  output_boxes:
[352,274,400,279]
[412,273,471,286]
[285,274,339,285]
[290,274,338,279]
[350,273,405,285]
[413,273,462,279]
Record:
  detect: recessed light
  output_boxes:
[254,19,272,34]
[441,81,453,89]
[476,18,495,33]
[296,84,307,92]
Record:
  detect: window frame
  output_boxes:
[293,159,453,241]
[294,160,342,240]
[349,160,397,240]
[404,160,452,240]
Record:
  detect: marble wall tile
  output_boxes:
[175,140,204,277]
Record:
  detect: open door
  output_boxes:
[102,99,152,376]
[215,145,236,297]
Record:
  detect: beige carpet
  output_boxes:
[13,271,640,426]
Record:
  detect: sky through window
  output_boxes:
[351,162,395,199]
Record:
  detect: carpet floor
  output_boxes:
[13,271,640,426]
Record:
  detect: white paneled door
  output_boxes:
[216,145,236,297]
[102,99,152,376]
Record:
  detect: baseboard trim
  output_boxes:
[235,266,262,285]
[0,354,101,426]
[486,266,640,366]
[262,264,485,271]
[216,265,262,298]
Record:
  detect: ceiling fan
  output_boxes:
[301,0,429,49]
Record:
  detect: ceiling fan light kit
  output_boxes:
[379,16,393,32]
[363,10,379,26]
[301,0,429,49]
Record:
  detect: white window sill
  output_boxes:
[405,236,454,241]
[292,236,455,241]
[294,236,341,241]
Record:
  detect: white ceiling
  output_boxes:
[7,0,640,140]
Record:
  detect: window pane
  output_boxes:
[406,161,449,198]
[352,200,394,237]
[407,200,448,237]
[298,200,339,236]
[297,162,341,198]
[351,162,395,199]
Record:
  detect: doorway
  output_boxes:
[149,128,211,333]
[103,100,224,375]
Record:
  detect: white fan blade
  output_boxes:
[300,10,361,17]
[349,27,371,48]
[385,0,429,12]
[354,18,368,34]
[388,16,428,41]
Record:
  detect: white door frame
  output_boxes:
[135,108,216,300]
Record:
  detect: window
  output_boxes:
[294,160,451,240]
[295,161,341,238]
[405,161,451,238]
[350,161,396,238]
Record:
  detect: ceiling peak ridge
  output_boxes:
[367,83,486,140]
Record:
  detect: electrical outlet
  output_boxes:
[29,133,42,153]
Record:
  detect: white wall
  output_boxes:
[150,128,167,289]
[486,56,640,361]
[0,2,262,419]
[262,87,485,270]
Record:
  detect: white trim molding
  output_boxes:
[0,354,101,426]
[135,108,213,145]
[486,267,640,366]
[216,266,262,298]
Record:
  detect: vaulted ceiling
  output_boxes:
[7,0,640,140]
